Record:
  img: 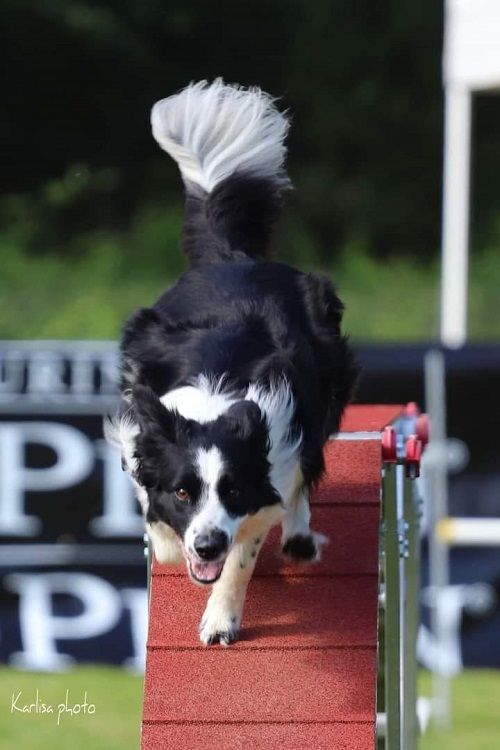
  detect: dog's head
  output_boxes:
[132,384,281,584]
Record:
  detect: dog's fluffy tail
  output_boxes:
[151,78,290,264]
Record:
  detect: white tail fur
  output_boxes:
[151,78,290,193]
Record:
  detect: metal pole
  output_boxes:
[424,349,452,728]
[440,86,472,348]
[402,479,421,749]
[145,532,153,607]
[383,464,402,748]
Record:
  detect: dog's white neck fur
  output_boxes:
[160,375,237,422]
[245,381,302,501]
[103,409,139,474]
[162,375,302,501]
[151,78,290,194]
[103,410,147,511]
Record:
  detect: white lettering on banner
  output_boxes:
[0,346,120,401]
[0,423,142,537]
[0,423,94,535]
[0,351,25,395]
[69,352,95,397]
[99,353,120,395]
[4,573,131,671]
[26,352,68,396]
[90,440,143,537]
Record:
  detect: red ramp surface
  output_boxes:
[142,405,402,750]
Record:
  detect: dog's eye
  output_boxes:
[228,487,239,498]
[175,488,190,502]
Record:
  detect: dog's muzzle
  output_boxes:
[186,529,229,584]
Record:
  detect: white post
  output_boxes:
[440,86,472,348]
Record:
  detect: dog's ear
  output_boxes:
[223,400,268,446]
[132,385,177,441]
[132,384,198,445]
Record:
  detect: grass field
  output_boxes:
[2,209,500,341]
[0,665,143,750]
[419,670,500,750]
[1,666,499,749]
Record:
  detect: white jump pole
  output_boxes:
[441,0,500,346]
[440,86,472,348]
[430,0,500,731]
[437,518,500,546]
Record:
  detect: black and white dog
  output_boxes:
[106,79,357,646]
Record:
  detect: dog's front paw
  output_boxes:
[199,598,241,647]
[282,530,328,562]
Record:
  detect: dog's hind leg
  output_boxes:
[281,485,328,562]
[199,507,281,646]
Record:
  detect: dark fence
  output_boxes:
[1,340,499,669]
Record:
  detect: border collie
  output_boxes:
[106,79,357,646]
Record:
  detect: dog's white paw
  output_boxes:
[199,597,241,646]
[282,530,328,562]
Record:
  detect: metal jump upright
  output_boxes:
[377,405,429,749]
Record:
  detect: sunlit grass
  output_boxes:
[419,669,500,750]
[1,666,499,749]
[1,205,499,341]
[0,665,143,750]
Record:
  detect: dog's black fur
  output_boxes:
[109,80,358,640]
[120,170,357,542]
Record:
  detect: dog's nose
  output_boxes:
[193,530,228,560]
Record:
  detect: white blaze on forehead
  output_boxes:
[195,446,225,490]
[185,445,241,553]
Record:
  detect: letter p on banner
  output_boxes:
[5,572,122,670]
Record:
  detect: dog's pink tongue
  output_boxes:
[190,560,224,581]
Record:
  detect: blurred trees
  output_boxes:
[2,0,500,262]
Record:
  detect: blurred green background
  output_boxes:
[2,0,500,341]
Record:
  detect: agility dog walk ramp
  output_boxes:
[141,404,425,749]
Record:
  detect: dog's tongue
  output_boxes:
[190,559,224,582]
